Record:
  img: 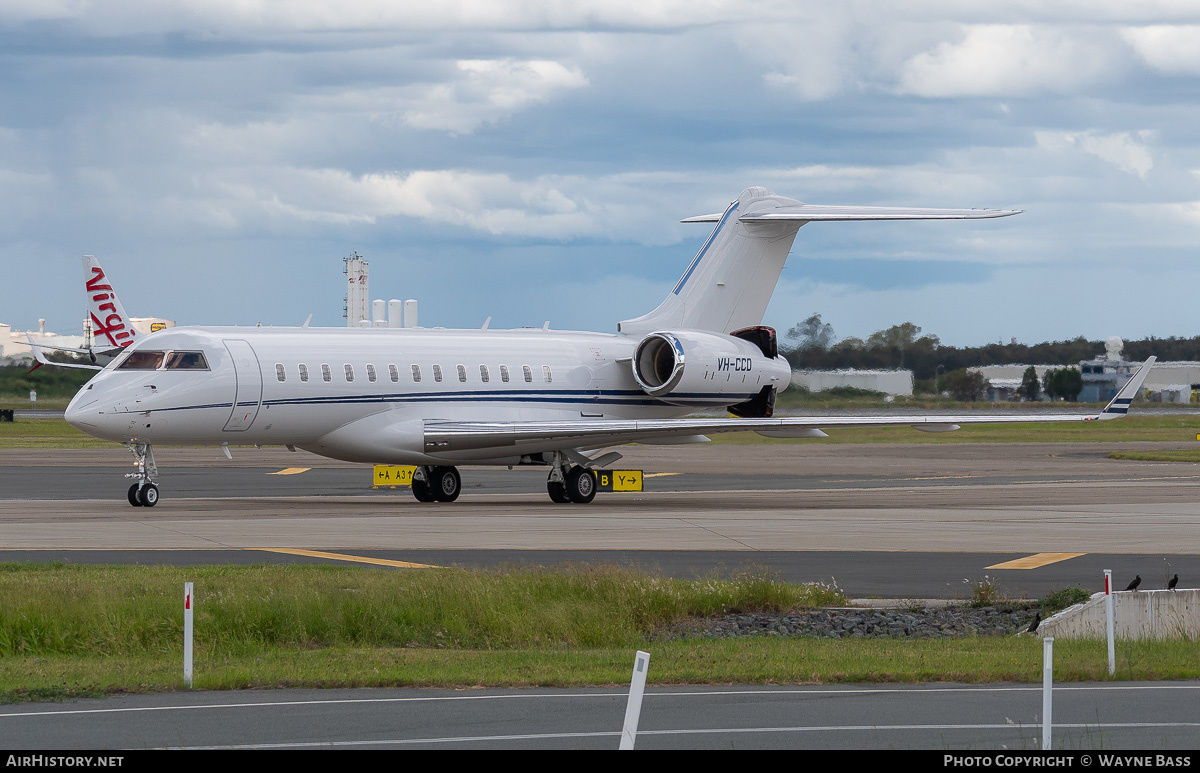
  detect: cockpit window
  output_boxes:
[112,349,209,371]
[116,350,166,370]
[164,351,209,370]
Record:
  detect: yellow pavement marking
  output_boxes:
[267,467,311,475]
[643,472,681,478]
[985,553,1086,570]
[253,548,440,569]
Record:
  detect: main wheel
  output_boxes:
[431,466,461,502]
[411,476,437,502]
[128,484,144,507]
[547,479,571,504]
[565,466,597,504]
[137,483,159,507]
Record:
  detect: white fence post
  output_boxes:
[619,650,650,750]
[184,582,194,688]
[1042,637,1054,751]
[1104,569,1116,676]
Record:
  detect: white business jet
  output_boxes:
[63,187,1154,508]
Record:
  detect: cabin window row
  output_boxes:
[275,362,553,384]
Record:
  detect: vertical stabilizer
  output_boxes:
[83,255,138,350]
[618,187,803,337]
[618,187,1021,337]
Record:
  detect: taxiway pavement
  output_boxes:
[2,442,1197,598]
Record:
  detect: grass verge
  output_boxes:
[4,638,1197,703]
[1109,450,1200,463]
[0,564,1195,703]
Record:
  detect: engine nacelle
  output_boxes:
[631,329,792,407]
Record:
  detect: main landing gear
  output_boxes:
[411,465,462,503]
[406,457,599,505]
[546,454,597,504]
[124,442,160,507]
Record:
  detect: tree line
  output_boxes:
[783,313,1184,381]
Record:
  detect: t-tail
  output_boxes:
[83,254,138,351]
[618,187,1021,337]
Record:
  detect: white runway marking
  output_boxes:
[6,684,1200,719]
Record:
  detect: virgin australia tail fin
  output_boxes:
[617,187,1020,337]
[83,255,138,351]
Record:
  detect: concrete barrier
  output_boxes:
[1039,588,1198,640]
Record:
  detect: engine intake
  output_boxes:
[631,329,792,406]
[633,333,686,396]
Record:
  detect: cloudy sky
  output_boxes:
[3,1,1200,347]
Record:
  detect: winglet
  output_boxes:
[1098,356,1156,419]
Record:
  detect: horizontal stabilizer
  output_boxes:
[682,204,1021,223]
[25,334,103,371]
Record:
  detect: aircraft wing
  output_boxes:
[424,358,1154,454]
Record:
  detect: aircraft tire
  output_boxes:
[128,484,144,507]
[138,483,159,507]
[547,480,571,504]
[565,467,597,504]
[432,466,461,503]
[411,477,437,502]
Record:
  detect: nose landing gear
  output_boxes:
[124,442,160,507]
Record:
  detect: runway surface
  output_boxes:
[2,442,1198,599]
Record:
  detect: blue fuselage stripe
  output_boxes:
[134,389,761,414]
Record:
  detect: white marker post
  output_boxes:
[1105,569,1115,676]
[1042,637,1054,750]
[619,650,650,750]
[184,582,194,688]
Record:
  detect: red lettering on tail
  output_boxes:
[85,266,112,293]
[91,312,136,348]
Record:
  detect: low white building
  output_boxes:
[792,369,914,397]
[0,320,86,363]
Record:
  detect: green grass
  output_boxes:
[0,563,842,657]
[1109,450,1200,463]
[0,564,1194,703]
[0,417,113,448]
[4,638,1197,702]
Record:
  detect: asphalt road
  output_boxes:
[3,683,1199,750]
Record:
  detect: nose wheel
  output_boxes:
[124,442,160,507]
[127,482,159,507]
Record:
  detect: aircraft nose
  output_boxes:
[64,391,99,431]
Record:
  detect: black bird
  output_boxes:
[1168,574,1179,591]
[1125,575,1142,591]
[1028,612,1041,634]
